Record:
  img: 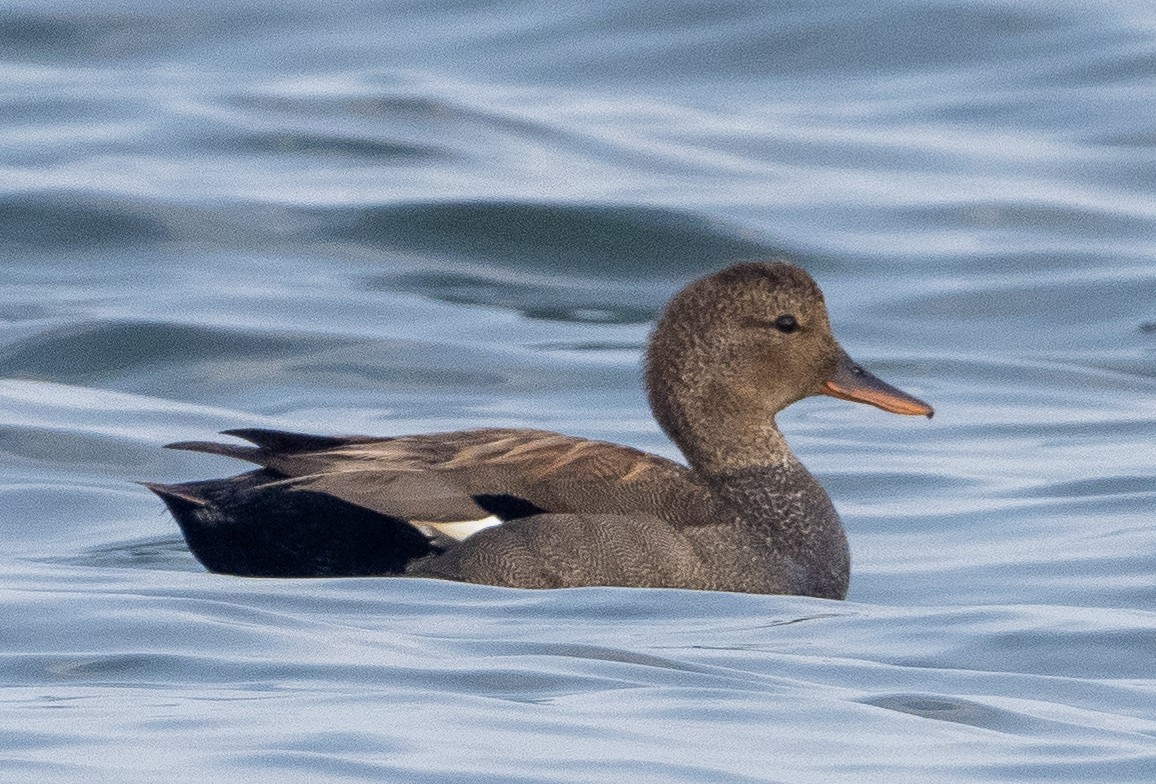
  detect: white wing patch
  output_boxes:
[412,515,503,542]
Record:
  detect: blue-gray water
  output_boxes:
[2,0,1156,781]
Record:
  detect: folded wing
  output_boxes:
[152,427,715,579]
[167,426,708,524]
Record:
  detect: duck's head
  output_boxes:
[645,261,932,472]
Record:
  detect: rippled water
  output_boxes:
[2,0,1155,781]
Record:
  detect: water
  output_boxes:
[2,0,1155,780]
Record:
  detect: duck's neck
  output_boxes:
[646,336,799,473]
[659,402,850,597]
[679,419,795,475]
[701,457,849,599]
[651,372,796,474]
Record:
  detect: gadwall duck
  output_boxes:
[149,261,932,598]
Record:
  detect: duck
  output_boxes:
[148,261,932,598]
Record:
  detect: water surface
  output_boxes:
[2,0,1155,781]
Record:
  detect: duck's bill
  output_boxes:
[821,353,934,418]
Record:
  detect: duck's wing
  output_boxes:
[163,427,711,528]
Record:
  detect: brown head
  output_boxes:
[645,261,932,472]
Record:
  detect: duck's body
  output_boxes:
[150,262,931,598]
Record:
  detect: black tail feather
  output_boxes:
[139,481,209,510]
[164,428,384,464]
[146,470,435,577]
[220,428,379,453]
[163,440,266,462]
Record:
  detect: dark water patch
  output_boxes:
[0,303,54,322]
[0,483,157,552]
[886,277,1156,338]
[1051,41,1156,87]
[0,321,349,385]
[931,353,1156,391]
[221,88,563,144]
[0,95,137,125]
[976,756,1156,783]
[0,13,94,57]
[197,129,451,163]
[287,359,500,388]
[1024,475,1156,500]
[532,340,644,352]
[898,626,1156,679]
[895,201,1153,240]
[279,340,520,391]
[256,730,411,755]
[0,197,170,253]
[4,651,636,699]
[821,471,978,503]
[1037,491,1156,518]
[521,306,651,324]
[0,8,268,62]
[478,584,787,626]
[939,414,1156,444]
[457,642,713,677]
[0,728,84,752]
[862,693,1028,732]
[55,537,198,572]
[1092,354,1156,382]
[229,752,422,783]
[378,269,659,324]
[0,425,159,475]
[867,248,1128,274]
[36,654,166,682]
[0,758,82,778]
[729,130,967,174]
[223,92,455,121]
[927,93,1044,124]
[1093,128,1156,149]
[329,201,775,279]
[202,84,594,181]
[232,751,556,784]
[505,0,1073,86]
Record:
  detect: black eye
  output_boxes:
[773,314,798,334]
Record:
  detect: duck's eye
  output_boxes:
[773,314,798,334]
